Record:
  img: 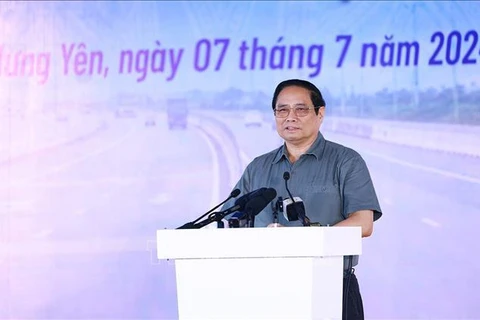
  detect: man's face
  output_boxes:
[274,86,325,145]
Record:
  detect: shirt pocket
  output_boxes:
[304,183,343,224]
[307,183,339,195]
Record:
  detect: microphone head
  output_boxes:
[283,172,290,181]
[244,198,268,217]
[230,188,241,198]
[264,187,277,202]
[244,187,277,217]
[234,187,268,208]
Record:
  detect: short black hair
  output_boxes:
[271,79,326,114]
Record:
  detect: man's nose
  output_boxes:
[285,114,298,121]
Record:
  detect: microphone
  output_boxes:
[270,196,283,225]
[228,211,247,228]
[198,188,277,229]
[243,188,277,227]
[220,187,268,218]
[283,172,310,226]
[176,188,241,229]
[283,172,294,199]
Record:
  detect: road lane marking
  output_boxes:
[0,175,165,188]
[18,125,138,183]
[0,200,34,213]
[0,237,153,256]
[0,121,106,166]
[190,122,220,210]
[421,217,441,228]
[363,150,480,185]
[193,115,244,190]
[200,129,220,212]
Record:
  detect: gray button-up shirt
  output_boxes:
[223,132,382,267]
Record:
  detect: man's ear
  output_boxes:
[318,106,326,118]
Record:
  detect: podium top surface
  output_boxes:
[156,226,361,260]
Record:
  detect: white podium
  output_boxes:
[156,226,361,320]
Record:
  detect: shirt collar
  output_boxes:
[272,132,326,164]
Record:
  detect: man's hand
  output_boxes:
[267,223,284,228]
[266,210,374,237]
[334,210,374,237]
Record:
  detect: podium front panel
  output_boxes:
[175,256,343,320]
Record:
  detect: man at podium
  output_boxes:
[223,79,383,320]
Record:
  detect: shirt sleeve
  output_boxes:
[340,153,383,221]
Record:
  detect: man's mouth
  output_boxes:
[285,126,299,131]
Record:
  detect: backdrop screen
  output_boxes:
[0,1,479,319]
